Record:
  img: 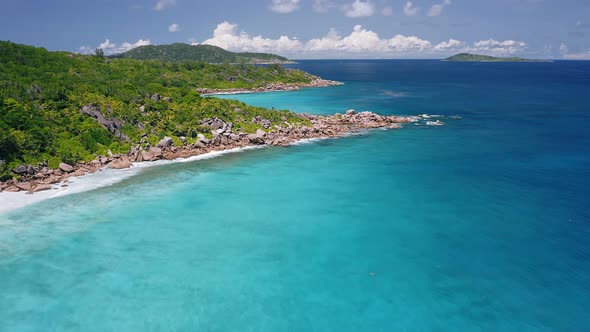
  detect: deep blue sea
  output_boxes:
[1,60,590,331]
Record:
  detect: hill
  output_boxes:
[112,43,292,64]
[0,41,316,180]
[444,53,547,62]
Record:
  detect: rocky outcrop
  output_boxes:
[3,186,20,192]
[157,136,174,148]
[140,147,163,162]
[59,163,74,173]
[252,116,271,129]
[80,104,130,141]
[15,182,32,191]
[110,155,132,169]
[196,77,344,96]
[12,165,29,175]
[247,129,267,144]
[193,141,206,148]
[11,164,40,176]
[197,133,210,145]
[31,184,52,193]
[203,119,233,136]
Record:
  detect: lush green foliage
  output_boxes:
[445,53,541,62]
[0,41,312,180]
[112,43,291,64]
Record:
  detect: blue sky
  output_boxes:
[1,0,589,59]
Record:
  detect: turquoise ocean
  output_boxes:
[1,60,589,331]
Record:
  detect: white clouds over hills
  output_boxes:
[78,22,528,58]
[199,22,303,53]
[79,39,152,55]
[199,22,527,58]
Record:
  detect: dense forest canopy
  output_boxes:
[0,41,312,180]
[112,43,291,64]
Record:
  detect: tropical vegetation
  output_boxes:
[112,43,291,64]
[0,41,312,180]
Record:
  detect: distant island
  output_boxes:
[444,53,551,62]
[111,43,294,64]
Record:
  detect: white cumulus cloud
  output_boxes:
[428,0,451,16]
[99,39,116,50]
[153,0,175,11]
[468,39,527,55]
[197,21,527,58]
[434,39,465,50]
[201,22,431,57]
[168,23,181,32]
[80,39,152,55]
[201,22,303,53]
[270,0,300,13]
[343,0,375,18]
[403,1,419,16]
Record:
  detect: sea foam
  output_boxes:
[0,146,264,214]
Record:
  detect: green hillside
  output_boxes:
[444,53,543,62]
[0,41,313,180]
[112,43,291,64]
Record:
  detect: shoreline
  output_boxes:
[0,110,428,213]
[0,146,265,214]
